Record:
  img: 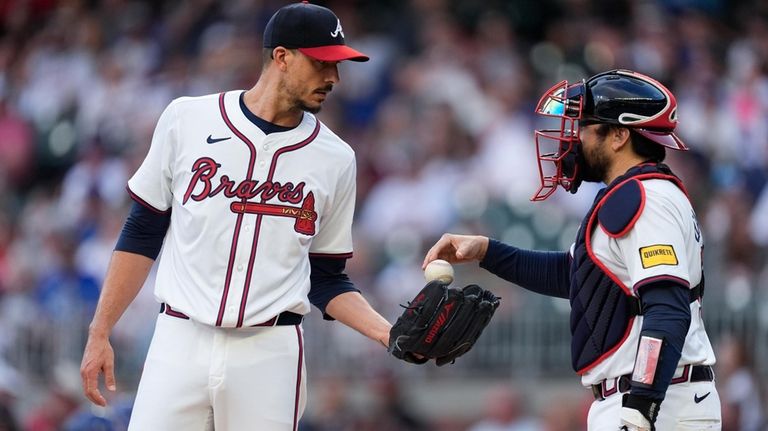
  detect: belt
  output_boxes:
[159,303,303,327]
[591,364,714,401]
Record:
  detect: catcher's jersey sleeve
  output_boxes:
[583,178,714,386]
[612,179,702,292]
[127,99,179,211]
[308,156,355,256]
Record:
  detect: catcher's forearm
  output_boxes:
[325,291,392,347]
[630,280,691,400]
[479,239,570,299]
[89,251,154,338]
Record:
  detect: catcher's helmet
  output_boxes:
[531,69,687,201]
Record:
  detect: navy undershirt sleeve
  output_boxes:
[114,201,171,259]
[309,256,360,321]
[479,239,571,299]
[630,280,692,400]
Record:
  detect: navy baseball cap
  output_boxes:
[263,1,369,62]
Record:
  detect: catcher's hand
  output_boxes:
[620,394,659,431]
[388,280,500,366]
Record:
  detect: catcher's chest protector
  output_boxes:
[569,163,686,374]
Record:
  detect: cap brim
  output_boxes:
[635,129,688,151]
[299,45,369,62]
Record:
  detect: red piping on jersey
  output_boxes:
[292,325,304,431]
[126,186,170,214]
[585,178,636,297]
[635,172,690,199]
[216,91,259,326]
[236,119,320,327]
[218,213,244,326]
[163,304,189,319]
[577,172,690,375]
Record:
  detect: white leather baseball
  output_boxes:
[424,259,454,284]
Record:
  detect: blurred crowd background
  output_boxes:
[0,0,766,430]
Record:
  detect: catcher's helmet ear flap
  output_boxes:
[531,69,686,201]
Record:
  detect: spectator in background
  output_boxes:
[24,362,83,431]
[35,232,100,324]
[0,97,34,190]
[298,375,357,431]
[539,393,588,431]
[0,362,20,431]
[467,385,542,431]
[62,394,133,431]
[358,370,427,431]
[717,335,766,431]
[23,386,80,431]
[0,406,16,431]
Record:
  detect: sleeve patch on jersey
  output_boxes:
[639,244,678,269]
[598,179,644,238]
[632,335,663,386]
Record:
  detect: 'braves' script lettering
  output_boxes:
[183,157,305,205]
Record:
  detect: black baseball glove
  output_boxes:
[388,280,500,366]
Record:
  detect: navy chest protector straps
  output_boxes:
[568,163,703,374]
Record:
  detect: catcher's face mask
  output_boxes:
[532,80,586,201]
[532,69,688,201]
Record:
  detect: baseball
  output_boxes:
[424,259,454,284]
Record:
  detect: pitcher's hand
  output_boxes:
[423,234,489,268]
[80,332,116,406]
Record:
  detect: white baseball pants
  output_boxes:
[127,313,306,431]
[587,380,721,430]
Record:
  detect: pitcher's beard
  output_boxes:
[293,87,332,114]
[289,93,322,114]
[298,101,321,114]
[283,82,323,114]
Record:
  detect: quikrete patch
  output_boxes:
[639,245,678,268]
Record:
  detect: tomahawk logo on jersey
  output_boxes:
[182,156,318,235]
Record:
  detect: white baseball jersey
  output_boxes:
[578,178,716,386]
[128,90,356,327]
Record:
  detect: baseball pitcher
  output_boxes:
[80,3,393,430]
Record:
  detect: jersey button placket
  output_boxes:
[259,139,272,168]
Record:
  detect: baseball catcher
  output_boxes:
[388,280,500,366]
[423,69,721,430]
